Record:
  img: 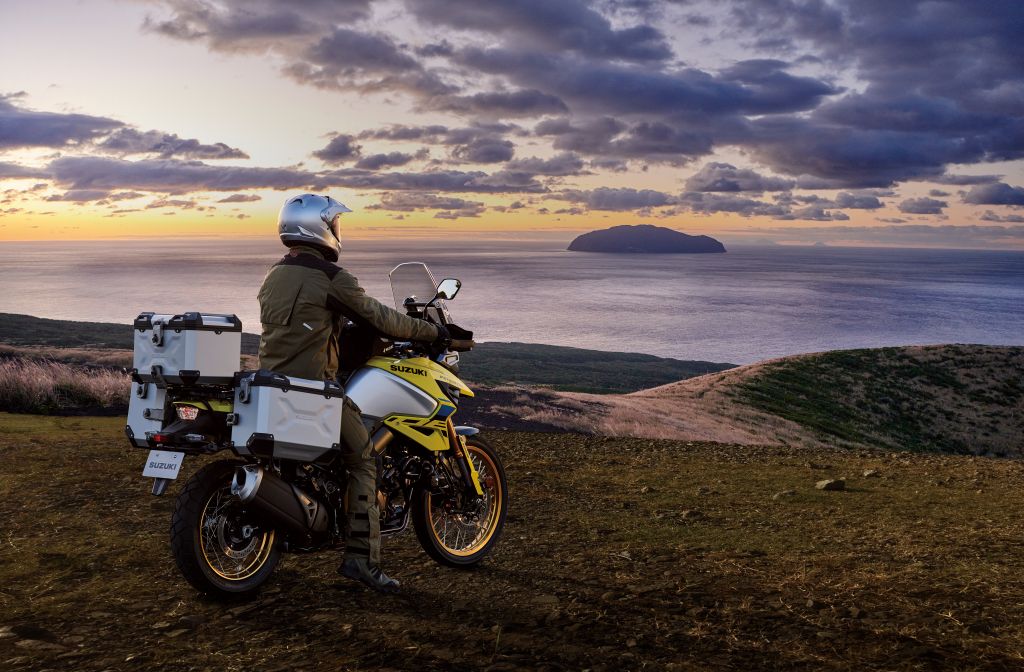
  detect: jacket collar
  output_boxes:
[287,245,326,260]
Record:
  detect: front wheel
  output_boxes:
[170,460,280,598]
[413,436,508,567]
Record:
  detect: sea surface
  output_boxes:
[1,238,1022,364]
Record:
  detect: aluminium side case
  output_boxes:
[229,370,344,462]
[133,312,242,386]
[125,381,168,448]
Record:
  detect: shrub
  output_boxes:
[0,359,129,414]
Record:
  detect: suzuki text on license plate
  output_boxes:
[143,450,185,480]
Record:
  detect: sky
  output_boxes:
[1,0,1024,248]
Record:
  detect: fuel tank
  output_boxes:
[345,366,439,420]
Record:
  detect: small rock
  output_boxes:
[772,490,797,500]
[626,638,638,648]
[863,469,880,478]
[639,486,651,494]
[150,621,172,631]
[848,607,867,619]
[15,640,67,653]
[806,598,824,609]
[177,615,205,630]
[310,614,334,624]
[680,509,704,519]
[0,626,15,640]
[816,479,845,491]
[600,591,617,602]
[163,629,191,639]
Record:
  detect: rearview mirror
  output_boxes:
[434,278,461,301]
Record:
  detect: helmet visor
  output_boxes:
[330,214,342,241]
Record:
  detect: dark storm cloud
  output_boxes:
[96,128,248,159]
[457,48,838,118]
[0,96,123,150]
[408,0,672,62]
[435,90,568,118]
[312,134,362,164]
[288,28,454,97]
[932,174,1002,186]
[358,125,450,142]
[48,156,319,194]
[45,189,114,203]
[979,210,1024,223]
[684,162,794,193]
[535,116,713,163]
[898,197,948,215]
[678,192,789,217]
[353,152,418,170]
[962,182,1024,206]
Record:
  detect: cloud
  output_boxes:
[559,187,676,210]
[435,89,568,117]
[979,210,1024,223]
[48,156,318,194]
[678,191,789,217]
[312,134,362,164]
[684,162,794,193]
[898,197,948,215]
[96,128,248,159]
[218,193,262,203]
[353,152,419,170]
[451,136,515,163]
[322,167,546,193]
[0,95,122,149]
[963,182,1024,206]
[408,0,672,62]
[833,192,883,209]
[0,161,49,179]
[146,198,196,209]
[502,153,585,176]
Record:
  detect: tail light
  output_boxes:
[175,405,200,421]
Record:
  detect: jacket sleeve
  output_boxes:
[327,267,440,342]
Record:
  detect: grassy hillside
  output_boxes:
[733,345,1024,455]
[462,341,734,393]
[3,414,1024,670]
[0,313,734,395]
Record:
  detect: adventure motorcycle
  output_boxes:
[129,262,507,597]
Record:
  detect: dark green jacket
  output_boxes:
[257,245,438,380]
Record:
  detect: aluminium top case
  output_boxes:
[133,312,242,386]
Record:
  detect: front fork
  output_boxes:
[447,419,484,498]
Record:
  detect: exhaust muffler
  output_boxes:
[231,465,328,536]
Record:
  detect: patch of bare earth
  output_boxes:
[3,415,1024,670]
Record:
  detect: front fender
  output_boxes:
[454,425,480,437]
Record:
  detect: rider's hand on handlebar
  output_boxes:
[429,324,452,357]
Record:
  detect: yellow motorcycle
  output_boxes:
[134,263,507,597]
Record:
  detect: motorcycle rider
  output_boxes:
[257,193,449,593]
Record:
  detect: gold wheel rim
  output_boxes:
[427,445,502,557]
[199,485,276,581]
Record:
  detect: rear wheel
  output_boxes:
[170,460,280,598]
[413,436,508,567]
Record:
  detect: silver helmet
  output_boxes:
[278,193,352,262]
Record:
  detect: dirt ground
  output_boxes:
[2,414,1024,671]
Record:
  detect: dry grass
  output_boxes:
[0,359,129,413]
[3,416,1024,670]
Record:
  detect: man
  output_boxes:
[257,193,448,593]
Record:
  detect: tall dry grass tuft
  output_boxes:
[0,359,130,413]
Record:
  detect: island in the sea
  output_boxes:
[567,224,727,254]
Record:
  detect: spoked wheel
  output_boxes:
[170,460,280,598]
[413,436,508,567]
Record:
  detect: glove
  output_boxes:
[429,324,452,356]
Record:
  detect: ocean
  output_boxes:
[1,238,1022,364]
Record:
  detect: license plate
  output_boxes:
[142,450,185,480]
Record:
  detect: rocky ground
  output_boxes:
[2,414,1024,670]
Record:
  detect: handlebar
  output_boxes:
[449,339,474,352]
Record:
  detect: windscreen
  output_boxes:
[389,262,451,323]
